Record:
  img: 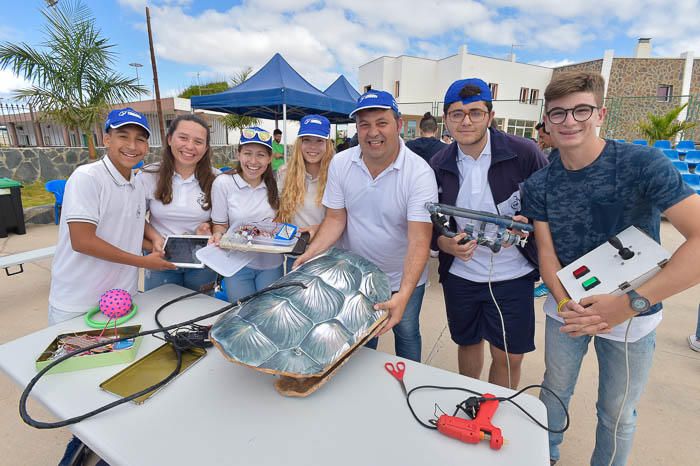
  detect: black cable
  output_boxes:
[19,281,307,429]
[404,383,570,435]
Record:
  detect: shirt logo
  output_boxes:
[197,192,207,208]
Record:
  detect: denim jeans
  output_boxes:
[540,316,656,465]
[223,265,283,303]
[365,284,426,362]
[695,304,700,339]
[144,267,217,294]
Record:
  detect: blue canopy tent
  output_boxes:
[191,54,354,156]
[323,75,361,106]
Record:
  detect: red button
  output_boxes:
[573,265,590,279]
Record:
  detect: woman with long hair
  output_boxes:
[277,115,334,271]
[139,114,218,292]
[211,127,282,302]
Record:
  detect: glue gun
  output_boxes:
[435,393,504,450]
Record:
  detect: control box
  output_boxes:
[557,226,670,303]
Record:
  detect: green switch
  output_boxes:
[582,277,600,291]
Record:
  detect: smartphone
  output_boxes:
[163,235,209,269]
[100,343,206,404]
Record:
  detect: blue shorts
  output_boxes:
[442,271,537,354]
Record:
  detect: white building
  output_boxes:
[358,45,553,139]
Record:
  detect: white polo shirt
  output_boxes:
[277,167,325,227]
[49,156,146,313]
[323,140,438,291]
[137,165,217,237]
[211,173,283,270]
[449,133,534,282]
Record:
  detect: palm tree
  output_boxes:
[220,67,260,132]
[0,1,147,158]
[637,103,697,144]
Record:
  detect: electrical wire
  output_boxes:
[19,281,307,429]
[487,252,512,389]
[404,383,570,434]
[607,318,633,466]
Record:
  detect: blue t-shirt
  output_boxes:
[521,140,694,314]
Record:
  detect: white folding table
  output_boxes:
[0,285,550,466]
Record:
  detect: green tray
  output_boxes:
[35,325,142,374]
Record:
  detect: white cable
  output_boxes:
[607,318,633,466]
[487,252,512,389]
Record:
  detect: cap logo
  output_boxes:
[361,94,379,101]
[116,110,143,119]
[305,118,322,125]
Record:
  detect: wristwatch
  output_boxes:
[626,289,651,315]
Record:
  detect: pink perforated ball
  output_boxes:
[98,289,133,319]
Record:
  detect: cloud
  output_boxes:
[0,70,31,97]
[529,59,575,68]
[131,0,700,94]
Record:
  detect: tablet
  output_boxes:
[163,235,209,269]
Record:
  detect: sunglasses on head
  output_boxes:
[241,128,272,142]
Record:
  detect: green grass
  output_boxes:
[20,180,57,208]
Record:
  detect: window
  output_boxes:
[529,89,539,105]
[519,87,529,103]
[489,83,499,99]
[401,119,417,139]
[363,85,372,93]
[394,81,400,98]
[506,119,536,139]
[657,85,673,102]
[492,118,505,131]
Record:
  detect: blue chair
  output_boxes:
[219,166,232,172]
[681,173,700,190]
[663,149,679,160]
[45,179,67,225]
[632,139,648,146]
[615,139,626,143]
[653,140,672,149]
[676,140,695,154]
[132,160,144,171]
[672,161,690,173]
[684,150,700,172]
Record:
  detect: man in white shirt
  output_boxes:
[48,108,175,325]
[430,78,548,388]
[294,90,438,362]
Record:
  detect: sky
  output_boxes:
[2,0,700,100]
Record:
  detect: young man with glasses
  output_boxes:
[521,71,700,465]
[430,78,548,388]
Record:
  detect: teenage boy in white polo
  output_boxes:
[48,108,175,325]
[521,71,700,465]
[294,90,438,362]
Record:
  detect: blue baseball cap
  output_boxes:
[240,126,273,150]
[104,107,151,137]
[349,90,400,118]
[298,114,331,139]
[444,78,492,109]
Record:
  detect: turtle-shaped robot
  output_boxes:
[210,248,392,396]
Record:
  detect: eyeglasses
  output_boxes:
[241,128,272,142]
[546,104,598,124]
[446,109,489,124]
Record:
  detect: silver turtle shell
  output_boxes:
[210,248,392,376]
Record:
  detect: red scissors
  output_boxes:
[385,361,408,397]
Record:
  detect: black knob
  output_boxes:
[608,236,634,260]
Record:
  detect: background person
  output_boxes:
[406,112,445,164]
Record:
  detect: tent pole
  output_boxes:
[283,103,287,162]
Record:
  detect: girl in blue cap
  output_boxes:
[276,115,335,272]
[210,127,283,302]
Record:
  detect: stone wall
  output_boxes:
[0,145,240,183]
[553,59,604,76]
[603,58,686,141]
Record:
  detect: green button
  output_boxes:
[582,277,600,291]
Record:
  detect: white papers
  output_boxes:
[195,244,254,277]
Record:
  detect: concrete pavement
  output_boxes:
[1,222,698,465]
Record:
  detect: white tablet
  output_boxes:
[163,235,210,269]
